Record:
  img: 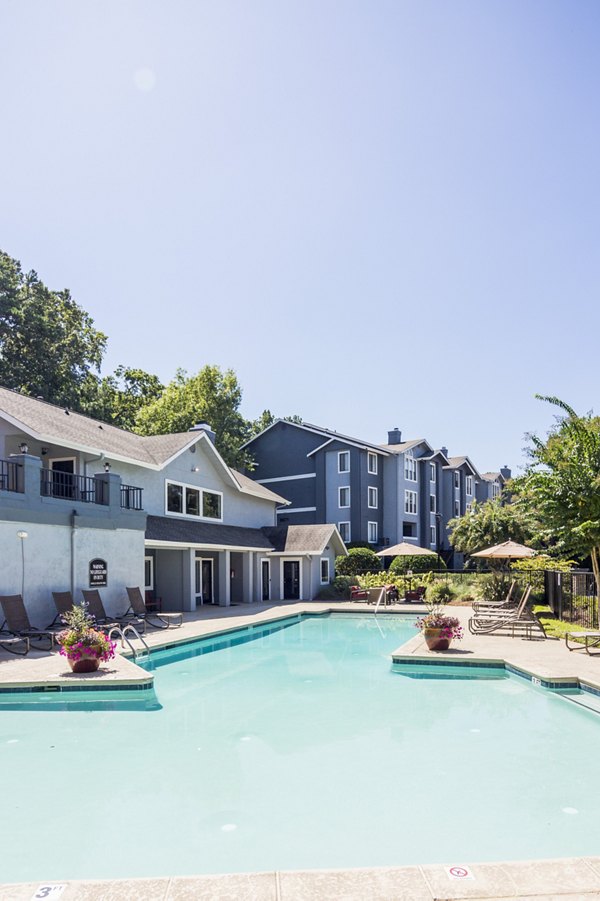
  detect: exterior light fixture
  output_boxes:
[41,447,48,456]
[18,442,28,454]
[17,530,28,540]
[191,466,200,473]
[104,461,111,473]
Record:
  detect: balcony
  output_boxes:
[120,484,144,511]
[39,470,144,510]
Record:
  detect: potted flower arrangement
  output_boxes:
[415,606,464,651]
[57,603,116,673]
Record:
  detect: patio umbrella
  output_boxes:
[375,542,438,558]
[471,540,536,561]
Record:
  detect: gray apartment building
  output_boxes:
[243,421,511,565]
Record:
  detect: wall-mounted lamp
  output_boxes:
[41,447,48,456]
[104,461,111,473]
[18,442,28,454]
[17,530,28,540]
[191,466,200,473]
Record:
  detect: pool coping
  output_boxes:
[4,855,600,899]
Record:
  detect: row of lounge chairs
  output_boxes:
[0,587,183,655]
[468,584,546,638]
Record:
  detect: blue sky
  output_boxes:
[1,0,599,474]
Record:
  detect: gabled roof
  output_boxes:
[262,523,347,556]
[421,449,450,465]
[379,438,431,455]
[0,386,287,505]
[443,455,481,477]
[242,419,391,456]
[481,471,505,483]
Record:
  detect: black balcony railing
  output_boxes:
[0,459,23,493]
[40,470,106,504]
[121,484,143,510]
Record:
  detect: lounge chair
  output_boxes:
[468,586,545,638]
[123,587,183,629]
[472,580,517,613]
[0,634,30,655]
[0,595,56,650]
[48,590,77,629]
[565,630,600,654]
[81,589,146,635]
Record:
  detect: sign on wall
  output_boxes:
[89,558,108,587]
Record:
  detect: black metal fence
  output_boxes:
[120,484,143,510]
[0,459,23,492]
[40,470,106,504]
[544,570,598,629]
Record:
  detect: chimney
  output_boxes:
[189,422,216,444]
[388,427,402,445]
[500,465,512,480]
[441,446,449,458]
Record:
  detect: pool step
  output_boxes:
[557,690,600,716]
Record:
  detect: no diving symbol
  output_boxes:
[446,865,474,880]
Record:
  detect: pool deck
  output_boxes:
[2,599,600,900]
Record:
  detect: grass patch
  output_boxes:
[533,605,597,643]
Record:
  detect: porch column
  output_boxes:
[182,548,195,612]
[218,550,231,606]
[242,552,254,604]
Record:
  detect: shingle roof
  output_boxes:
[231,470,289,505]
[481,471,503,481]
[146,515,274,549]
[262,523,341,554]
[244,419,391,455]
[379,439,428,454]
[0,386,194,466]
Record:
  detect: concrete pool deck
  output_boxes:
[2,599,600,900]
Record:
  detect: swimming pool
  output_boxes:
[1,612,599,883]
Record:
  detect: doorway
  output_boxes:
[282,560,301,600]
[49,458,76,499]
[261,558,270,602]
[195,558,214,606]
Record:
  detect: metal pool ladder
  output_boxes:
[108,624,151,663]
[373,586,386,615]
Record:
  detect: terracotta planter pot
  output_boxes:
[423,628,451,651]
[68,650,101,673]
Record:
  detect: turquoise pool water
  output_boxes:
[1,613,600,883]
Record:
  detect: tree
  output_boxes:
[448,498,535,558]
[335,547,381,576]
[0,251,107,408]
[135,366,250,468]
[511,395,600,589]
[85,366,164,431]
[246,409,303,439]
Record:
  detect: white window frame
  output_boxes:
[466,475,473,495]
[430,494,436,513]
[466,502,473,513]
[367,452,377,475]
[338,521,351,543]
[320,557,330,584]
[338,450,350,473]
[338,486,350,508]
[404,489,418,515]
[430,462,436,483]
[454,500,460,517]
[404,453,417,482]
[368,521,378,544]
[430,526,436,546]
[165,479,224,522]
[368,486,378,509]
[454,471,460,490]
[144,555,154,591]
[492,482,500,499]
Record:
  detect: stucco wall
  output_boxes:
[0,520,144,627]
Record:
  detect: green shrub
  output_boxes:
[315,576,355,600]
[389,554,445,575]
[335,547,381,576]
[427,581,456,604]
